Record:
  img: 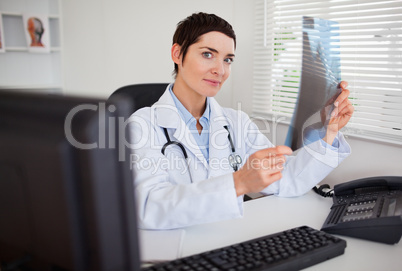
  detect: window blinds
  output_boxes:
[253,0,402,144]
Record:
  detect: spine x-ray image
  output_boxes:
[285,16,341,150]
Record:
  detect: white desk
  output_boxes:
[177,191,402,271]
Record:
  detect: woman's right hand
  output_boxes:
[233,145,293,197]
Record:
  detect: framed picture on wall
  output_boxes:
[0,13,5,53]
[23,14,50,53]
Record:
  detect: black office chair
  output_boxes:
[107,83,169,115]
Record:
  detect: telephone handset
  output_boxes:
[320,176,402,244]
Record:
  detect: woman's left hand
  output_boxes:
[324,81,354,145]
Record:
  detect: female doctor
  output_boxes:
[129,12,354,230]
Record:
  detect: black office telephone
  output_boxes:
[320,176,402,244]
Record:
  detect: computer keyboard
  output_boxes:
[142,225,346,271]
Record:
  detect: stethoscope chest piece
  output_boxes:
[229,153,242,172]
[224,125,242,172]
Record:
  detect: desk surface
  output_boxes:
[179,191,402,271]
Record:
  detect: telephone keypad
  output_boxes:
[338,194,383,222]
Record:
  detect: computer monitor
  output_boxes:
[0,90,141,271]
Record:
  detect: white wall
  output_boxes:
[61,0,402,187]
[231,0,255,114]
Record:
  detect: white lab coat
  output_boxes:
[129,84,351,230]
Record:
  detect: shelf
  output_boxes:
[1,12,60,19]
[4,47,61,52]
[0,85,62,90]
[0,0,63,90]
[1,12,21,17]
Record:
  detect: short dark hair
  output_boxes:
[172,12,236,77]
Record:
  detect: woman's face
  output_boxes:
[173,31,235,98]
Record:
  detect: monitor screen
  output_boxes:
[0,90,141,271]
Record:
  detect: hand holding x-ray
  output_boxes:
[323,81,354,145]
[285,17,354,150]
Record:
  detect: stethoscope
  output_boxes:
[223,126,242,171]
[161,125,242,179]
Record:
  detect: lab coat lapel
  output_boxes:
[208,98,233,178]
[154,88,209,169]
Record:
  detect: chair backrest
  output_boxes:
[107,83,169,115]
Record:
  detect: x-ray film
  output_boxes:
[285,16,341,150]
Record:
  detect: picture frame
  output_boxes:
[0,13,5,53]
[23,13,50,53]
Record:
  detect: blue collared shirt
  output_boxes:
[169,86,210,162]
